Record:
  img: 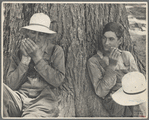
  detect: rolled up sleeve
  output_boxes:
[87,57,117,98]
[6,55,28,90]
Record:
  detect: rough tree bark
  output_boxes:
[3,3,145,117]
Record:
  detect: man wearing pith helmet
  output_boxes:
[3,13,65,117]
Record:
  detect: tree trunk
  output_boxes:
[3,3,145,117]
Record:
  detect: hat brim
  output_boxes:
[111,88,147,106]
[22,25,56,34]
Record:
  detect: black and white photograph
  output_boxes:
[1,1,148,118]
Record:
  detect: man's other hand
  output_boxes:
[21,38,29,57]
[21,39,31,65]
[22,38,43,64]
[108,47,121,69]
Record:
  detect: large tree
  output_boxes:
[3,3,145,117]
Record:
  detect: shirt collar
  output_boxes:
[97,50,104,59]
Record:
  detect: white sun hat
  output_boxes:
[22,13,56,34]
[112,71,147,106]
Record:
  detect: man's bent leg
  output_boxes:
[3,83,22,117]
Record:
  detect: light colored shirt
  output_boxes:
[87,50,138,98]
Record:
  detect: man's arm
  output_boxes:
[34,46,65,87]
[87,57,117,98]
[6,54,30,90]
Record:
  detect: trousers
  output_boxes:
[3,83,59,118]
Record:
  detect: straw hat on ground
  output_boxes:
[112,71,147,106]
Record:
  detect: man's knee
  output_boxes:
[3,83,22,117]
[3,83,10,102]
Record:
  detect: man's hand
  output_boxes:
[108,47,121,69]
[22,38,43,64]
[20,38,31,65]
[20,38,29,57]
